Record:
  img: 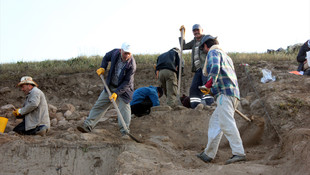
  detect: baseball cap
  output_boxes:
[121,42,132,53]
[192,24,202,30]
[199,35,217,49]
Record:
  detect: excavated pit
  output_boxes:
[1,60,310,174]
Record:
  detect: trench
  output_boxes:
[0,142,123,175]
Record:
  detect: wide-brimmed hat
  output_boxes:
[17,76,38,87]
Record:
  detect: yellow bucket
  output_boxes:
[0,117,8,133]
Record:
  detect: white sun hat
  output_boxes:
[17,76,38,87]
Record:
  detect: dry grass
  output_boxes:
[0,52,297,82]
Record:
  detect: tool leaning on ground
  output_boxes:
[99,74,142,143]
[199,86,252,122]
[176,27,185,105]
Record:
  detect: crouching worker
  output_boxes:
[130,86,163,117]
[77,42,136,138]
[297,39,310,75]
[12,76,50,136]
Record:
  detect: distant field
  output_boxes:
[0,52,297,81]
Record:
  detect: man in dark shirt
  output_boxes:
[156,48,180,107]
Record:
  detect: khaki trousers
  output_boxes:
[158,69,178,107]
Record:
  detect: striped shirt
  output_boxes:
[206,48,240,100]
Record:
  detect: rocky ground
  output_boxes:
[0,59,309,175]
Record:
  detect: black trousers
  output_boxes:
[13,119,42,135]
[131,97,153,117]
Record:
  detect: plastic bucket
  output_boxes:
[0,117,8,133]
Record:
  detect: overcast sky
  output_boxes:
[0,0,309,63]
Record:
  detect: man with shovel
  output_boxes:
[77,42,136,139]
[179,24,212,109]
[12,76,50,136]
[196,35,246,164]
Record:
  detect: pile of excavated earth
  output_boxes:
[0,59,309,174]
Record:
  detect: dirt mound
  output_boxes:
[0,60,310,174]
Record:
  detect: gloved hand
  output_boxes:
[199,86,210,95]
[12,108,21,117]
[96,68,105,76]
[109,93,117,102]
[179,25,185,33]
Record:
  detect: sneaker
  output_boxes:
[36,125,49,136]
[225,155,246,165]
[77,124,91,133]
[196,152,212,163]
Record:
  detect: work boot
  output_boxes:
[77,124,91,133]
[225,155,246,165]
[196,152,212,163]
[36,125,49,136]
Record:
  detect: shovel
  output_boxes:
[176,28,185,105]
[100,75,141,143]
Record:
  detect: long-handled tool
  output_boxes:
[100,75,141,143]
[176,28,185,105]
[199,86,252,122]
[235,109,251,122]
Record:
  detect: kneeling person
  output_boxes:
[12,76,50,136]
[130,86,163,117]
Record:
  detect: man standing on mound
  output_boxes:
[77,42,136,138]
[179,24,212,109]
[196,35,246,164]
[12,76,50,136]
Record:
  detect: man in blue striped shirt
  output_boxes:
[196,35,246,165]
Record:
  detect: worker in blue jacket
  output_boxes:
[130,86,163,117]
[77,42,136,137]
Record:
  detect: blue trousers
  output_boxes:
[190,68,209,108]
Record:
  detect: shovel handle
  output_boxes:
[99,75,129,133]
[99,75,142,143]
[177,28,184,97]
[235,109,251,122]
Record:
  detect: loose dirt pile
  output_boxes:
[0,60,309,175]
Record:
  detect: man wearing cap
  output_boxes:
[179,24,213,109]
[12,76,50,136]
[77,42,136,138]
[296,39,310,75]
[196,35,246,165]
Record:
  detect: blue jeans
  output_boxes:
[84,86,131,135]
[190,68,208,108]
